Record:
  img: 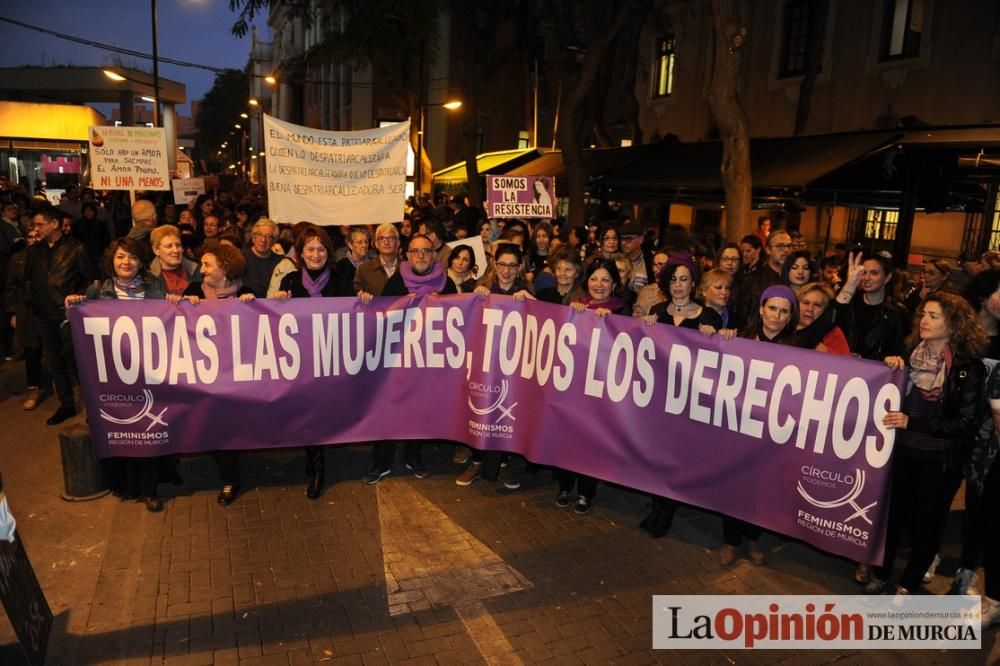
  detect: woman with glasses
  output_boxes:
[590,223,620,264]
[274,225,344,499]
[457,244,534,489]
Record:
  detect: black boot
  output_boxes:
[306,470,324,499]
[305,446,325,499]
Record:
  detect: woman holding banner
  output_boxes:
[274,225,342,499]
[638,256,723,537]
[536,247,582,305]
[183,242,256,506]
[869,292,988,597]
[65,237,183,512]
[456,244,534,489]
[555,259,629,514]
[718,285,800,565]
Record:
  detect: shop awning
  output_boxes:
[505,146,653,186]
[594,130,903,202]
[432,148,541,185]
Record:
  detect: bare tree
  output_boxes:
[707,0,751,240]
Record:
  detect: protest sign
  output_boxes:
[172,177,205,205]
[69,296,903,563]
[89,126,169,191]
[487,175,554,218]
[263,114,409,226]
[444,236,487,279]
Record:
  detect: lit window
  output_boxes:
[865,209,899,240]
[653,35,675,98]
[989,191,1000,250]
[881,0,924,60]
[518,130,529,149]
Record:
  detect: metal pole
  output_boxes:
[532,57,538,148]
[151,0,161,127]
[417,110,424,194]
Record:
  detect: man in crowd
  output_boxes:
[355,223,401,297]
[418,219,450,266]
[619,221,653,291]
[734,229,793,325]
[739,234,763,276]
[0,200,25,360]
[24,206,97,424]
[243,219,283,298]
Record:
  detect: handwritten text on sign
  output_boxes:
[263,114,410,226]
[89,126,169,191]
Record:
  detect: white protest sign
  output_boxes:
[172,177,205,205]
[89,126,170,191]
[445,236,488,280]
[264,114,409,226]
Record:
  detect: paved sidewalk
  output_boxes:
[0,360,997,665]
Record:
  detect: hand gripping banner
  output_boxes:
[69,295,905,564]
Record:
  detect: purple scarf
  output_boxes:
[302,268,331,298]
[400,261,446,296]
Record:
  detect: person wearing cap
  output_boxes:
[618,221,652,292]
[718,284,799,566]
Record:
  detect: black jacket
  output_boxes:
[844,298,907,361]
[280,268,343,298]
[25,234,98,321]
[906,354,987,468]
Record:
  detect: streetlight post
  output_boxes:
[416,99,462,195]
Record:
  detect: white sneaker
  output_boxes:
[982,597,1000,631]
[922,553,941,584]
[950,568,979,595]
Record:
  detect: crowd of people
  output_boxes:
[0,183,997,629]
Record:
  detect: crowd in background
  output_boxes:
[0,180,997,629]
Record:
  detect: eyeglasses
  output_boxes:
[496,261,520,270]
[408,248,434,257]
[771,243,793,250]
[719,256,740,263]
[376,236,397,243]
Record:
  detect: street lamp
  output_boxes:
[416,99,462,194]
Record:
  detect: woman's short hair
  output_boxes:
[550,246,582,274]
[103,236,149,277]
[151,224,180,250]
[202,241,247,280]
[251,218,277,236]
[696,268,734,301]
[374,222,399,241]
[584,258,621,290]
[293,225,335,268]
[797,281,835,308]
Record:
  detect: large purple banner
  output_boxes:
[69,295,903,564]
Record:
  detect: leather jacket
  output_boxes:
[906,354,986,469]
[25,234,98,321]
[845,298,907,361]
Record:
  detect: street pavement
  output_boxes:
[0,358,997,665]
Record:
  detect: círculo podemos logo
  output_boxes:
[795,466,875,548]
[98,389,171,448]
[466,379,517,440]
